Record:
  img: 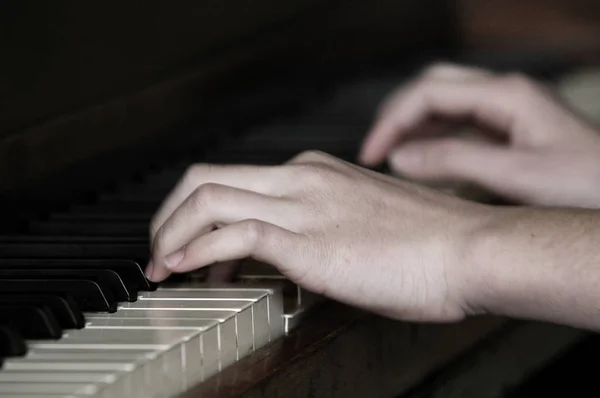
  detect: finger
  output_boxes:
[420,62,492,80]
[388,137,546,200]
[148,183,294,282]
[149,163,286,240]
[150,164,284,239]
[378,63,492,121]
[287,149,402,186]
[358,73,536,166]
[160,219,309,284]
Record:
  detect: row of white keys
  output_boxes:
[0,285,284,398]
[120,299,257,361]
[145,286,285,342]
[0,314,233,396]
[8,328,197,398]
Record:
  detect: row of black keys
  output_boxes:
[0,140,364,363]
[0,259,151,360]
[0,151,302,362]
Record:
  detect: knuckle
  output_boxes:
[191,182,222,210]
[182,163,205,185]
[181,163,220,188]
[290,150,329,164]
[422,62,459,78]
[411,77,436,101]
[496,73,541,102]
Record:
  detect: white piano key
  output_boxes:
[0,396,80,398]
[0,382,99,396]
[0,370,123,397]
[7,349,154,398]
[85,317,220,384]
[118,300,255,359]
[4,355,141,372]
[0,288,285,398]
[32,328,196,350]
[159,284,285,341]
[87,309,237,370]
[0,371,116,384]
[119,298,253,311]
[29,328,196,397]
[26,348,157,362]
[140,288,278,345]
[142,288,269,301]
[6,358,144,398]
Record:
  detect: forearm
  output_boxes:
[465,206,600,331]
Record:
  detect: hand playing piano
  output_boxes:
[145,150,491,323]
[359,62,600,209]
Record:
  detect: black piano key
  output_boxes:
[0,279,116,313]
[0,242,149,263]
[206,148,358,165]
[49,213,151,222]
[235,132,363,152]
[98,191,170,203]
[0,235,146,243]
[0,324,27,358]
[0,258,152,292]
[0,304,62,340]
[110,149,357,199]
[28,220,149,237]
[0,294,84,330]
[69,201,158,214]
[0,269,128,302]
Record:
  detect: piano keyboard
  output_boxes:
[0,79,375,397]
[0,285,284,398]
[0,61,596,397]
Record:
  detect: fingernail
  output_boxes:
[145,260,154,279]
[165,248,185,269]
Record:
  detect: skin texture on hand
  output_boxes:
[146,150,493,323]
[358,63,600,208]
[466,205,600,332]
[145,63,600,331]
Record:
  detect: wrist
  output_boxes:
[458,206,598,327]
[456,206,530,319]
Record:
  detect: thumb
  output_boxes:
[389,138,544,201]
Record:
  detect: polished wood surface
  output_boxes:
[177,302,585,397]
[180,302,508,398]
[458,0,600,62]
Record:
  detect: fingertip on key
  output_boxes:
[144,259,154,280]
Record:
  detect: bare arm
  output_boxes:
[467,206,600,331]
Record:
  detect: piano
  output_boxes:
[1,1,599,397]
